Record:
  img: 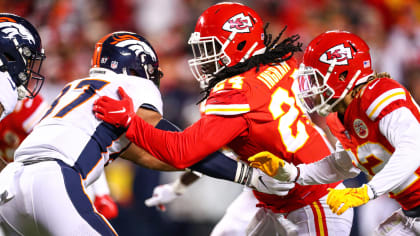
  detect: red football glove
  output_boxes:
[94,194,119,220]
[93,87,135,128]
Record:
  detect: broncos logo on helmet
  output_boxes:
[91,32,162,87]
[110,35,157,62]
[0,14,45,99]
[0,21,36,45]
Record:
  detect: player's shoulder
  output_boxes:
[205,75,251,116]
[360,77,408,121]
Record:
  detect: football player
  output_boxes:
[248,31,420,235]
[0,95,119,220]
[0,13,45,121]
[93,3,354,235]
[0,31,288,235]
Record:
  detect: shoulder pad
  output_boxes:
[362,78,407,121]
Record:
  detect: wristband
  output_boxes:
[366,183,377,199]
[234,162,252,185]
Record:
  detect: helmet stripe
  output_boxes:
[0,17,17,23]
[92,33,112,67]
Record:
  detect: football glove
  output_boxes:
[235,162,295,196]
[93,87,135,128]
[94,194,119,220]
[144,178,188,212]
[326,184,372,215]
[248,151,298,182]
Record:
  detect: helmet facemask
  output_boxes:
[297,60,363,116]
[18,45,45,99]
[188,32,230,87]
[297,63,335,116]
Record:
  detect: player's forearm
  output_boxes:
[297,151,359,185]
[90,171,111,196]
[189,150,237,181]
[125,115,246,169]
[121,143,181,171]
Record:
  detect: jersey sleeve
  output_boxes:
[124,77,163,115]
[362,78,408,122]
[125,114,248,169]
[370,107,420,196]
[204,79,250,116]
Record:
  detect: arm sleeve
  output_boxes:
[154,118,240,181]
[127,114,247,169]
[189,151,237,181]
[89,171,111,196]
[368,107,420,196]
[297,149,360,185]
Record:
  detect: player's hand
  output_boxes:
[326,184,371,215]
[94,194,119,220]
[93,87,135,128]
[144,184,180,212]
[248,151,298,182]
[247,168,295,196]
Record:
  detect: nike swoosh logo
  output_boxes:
[368,80,380,90]
[258,176,269,189]
[109,107,126,113]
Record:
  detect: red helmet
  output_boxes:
[296,30,374,116]
[188,2,266,86]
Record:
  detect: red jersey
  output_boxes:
[0,95,49,162]
[126,59,340,213]
[326,77,420,210]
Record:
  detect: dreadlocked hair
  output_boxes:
[197,24,303,104]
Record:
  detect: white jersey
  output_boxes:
[0,71,18,120]
[15,68,163,186]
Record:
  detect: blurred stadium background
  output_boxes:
[1,0,419,235]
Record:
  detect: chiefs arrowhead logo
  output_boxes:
[222,13,253,33]
[319,44,353,65]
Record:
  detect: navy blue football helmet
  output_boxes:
[0,13,45,98]
[91,31,162,86]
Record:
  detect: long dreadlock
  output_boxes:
[198,24,303,104]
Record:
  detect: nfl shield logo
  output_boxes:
[111,61,118,69]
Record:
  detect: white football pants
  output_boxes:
[0,160,117,236]
[212,183,353,236]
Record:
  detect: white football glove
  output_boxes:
[144,178,187,211]
[235,162,295,196]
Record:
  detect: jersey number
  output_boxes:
[269,87,309,152]
[44,79,109,118]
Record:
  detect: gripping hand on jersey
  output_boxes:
[327,184,372,215]
[93,87,135,128]
[248,151,298,182]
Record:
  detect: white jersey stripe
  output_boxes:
[366,88,406,120]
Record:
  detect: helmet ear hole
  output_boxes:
[237,41,246,51]
[339,71,348,81]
